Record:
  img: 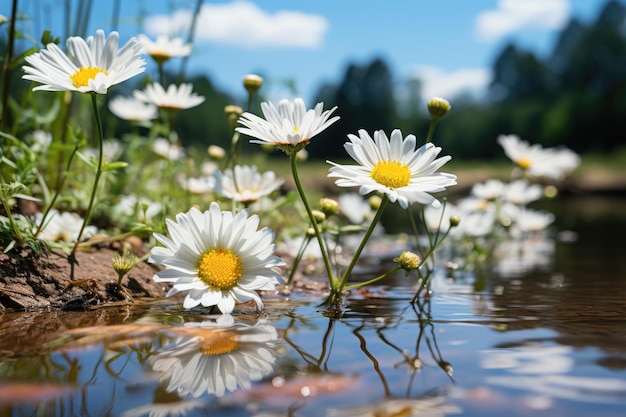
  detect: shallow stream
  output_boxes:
[1,194,625,417]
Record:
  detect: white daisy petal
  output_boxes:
[236,98,339,149]
[327,129,457,208]
[22,29,145,94]
[149,202,284,313]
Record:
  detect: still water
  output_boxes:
[0,195,625,417]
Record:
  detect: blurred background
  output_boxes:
[2,0,626,167]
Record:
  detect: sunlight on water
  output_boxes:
[0,196,625,417]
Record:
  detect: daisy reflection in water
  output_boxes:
[150,315,284,397]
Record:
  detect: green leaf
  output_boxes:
[102,161,128,172]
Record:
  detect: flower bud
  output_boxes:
[208,145,225,160]
[427,97,451,120]
[112,251,137,279]
[224,104,243,127]
[311,209,326,223]
[243,74,263,95]
[395,251,421,272]
[449,215,460,227]
[368,195,382,211]
[319,198,339,217]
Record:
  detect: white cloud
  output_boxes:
[476,0,571,42]
[144,1,328,48]
[410,66,491,102]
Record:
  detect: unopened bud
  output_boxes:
[112,251,137,279]
[311,209,326,223]
[319,198,339,217]
[225,104,243,127]
[368,195,382,211]
[395,251,421,272]
[208,145,225,160]
[243,74,263,95]
[427,97,451,120]
[449,215,460,227]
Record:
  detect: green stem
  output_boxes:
[336,195,388,291]
[70,93,104,259]
[287,235,312,285]
[289,151,335,287]
[343,266,402,291]
[1,0,18,130]
[425,118,439,143]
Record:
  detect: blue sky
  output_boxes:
[5,0,618,104]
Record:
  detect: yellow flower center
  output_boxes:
[199,330,239,355]
[150,51,171,64]
[70,66,108,88]
[370,160,411,188]
[197,248,243,290]
[516,157,532,170]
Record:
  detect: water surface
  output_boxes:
[0,195,625,417]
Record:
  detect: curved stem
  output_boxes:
[289,152,335,287]
[337,195,388,291]
[343,265,401,291]
[70,93,104,261]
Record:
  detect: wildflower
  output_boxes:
[152,137,185,160]
[148,203,284,313]
[134,82,205,112]
[34,210,97,242]
[137,34,191,63]
[214,165,283,205]
[327,129,457,209]
[498,134,578,180]
[338,193,373,224]
[502,179,543,205]
[471,179,506,201]
[108,96,157,121]
[181,176,215,194]
[113,195,162,222]
[235,98,339,153]
[22,30,145,94]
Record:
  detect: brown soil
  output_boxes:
[0,245,168,311]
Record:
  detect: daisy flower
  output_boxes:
[235,98,339,152]
[134,82,205,112]
[214,165,284,204]
[498,134,576,180]
[502,179,543,205]
[148,203,284,313]
[137,34,192,63]
[22,30,145,94]
[152,137,185,160]
[327,129,457,209]
[34,210,97,242]
[108,96,157,121]
[150,315,283,397]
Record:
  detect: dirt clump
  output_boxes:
[0,246,169,311]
